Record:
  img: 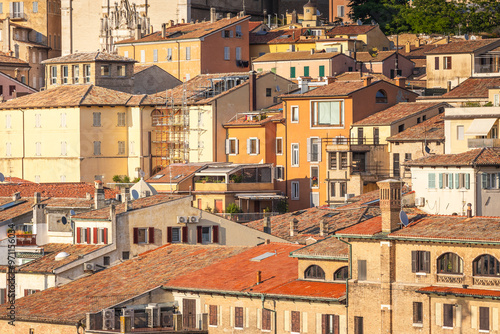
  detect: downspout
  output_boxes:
[283,100,288,202]
[213,100,217,161]
[176,41,181,80]
[21,108,25,179]
[261,295,277,334]
[338,237,352,334]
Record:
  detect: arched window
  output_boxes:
[151,109,164,126]
[304,265,325,280]
[437,253,463,274]
[376,90,387,103]
[334,266,349,281]
[473,254,500,277]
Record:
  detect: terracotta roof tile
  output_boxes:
[253,51,343,62]
[291,236,348,258]
[425,38,500,54]
[266,29,308,44]
[399,44,440,58]
[355,51,398,63]
[147,163,205,184]
[442,77,500,98]
[337,216,383,236]
[0,198,35,222]
[1,244,247,324]
[249,21,264,32]
[387,113,445,142]
[284,80,366,98]
[42,52,136,64]
[250,30,286,44]
[327,25,376,36]
[0,52,30,66]
[354,102,445,126]
[0,182,118,199]
[418,286,500,299]
[72,194,187,220]
[224,112,283,126]
[405,148,500,166]
[335,72,395,84]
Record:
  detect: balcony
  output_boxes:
[216,212,279,223]
[16,234,36,246]
[10,12,27,21]
[436,273,464,284]
[468,138,500,149]
[325,137,382,152]
[473,276,500,287]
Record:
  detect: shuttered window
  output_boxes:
[358,260,367,281]
[291,311,300,333]
[182,226,188,243]
[480,307,489,331]
[413,302,423,324]
[428,173,436,188]
[290,67,296,78]
[411,250,430,273]
[93,112,101,127]
[212,225,219,243]
[209,305,218,326]
[443,304,454,328]
[354,316,363,334]
[235,307,244,328]
[197,226,203,243]
[262,309,271,331]
[322,314,339,334]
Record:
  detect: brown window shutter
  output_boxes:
[182,226,188,243]
[148,227,155,244]
[24,289,28,297]
[86,228,91,244]
[322,314,328,334]
[167,227,173,243]
[93,227,98,244]
[334,315,339,334]
[133,227,139,244]
[209,305,217,326]
[212,225,219,243]
[480,307,490,330]
[262,309,271,330]
[423,251,430,273]
[197,226,202,243]
[103,228,108,244]
[411,251,417,273]
[76,227,81,243]
[291,311,300,333]
[435,57,439,70]
[2,288,6,304]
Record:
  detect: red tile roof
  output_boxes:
[354,102,445,126]
[1,244,248,324]
[418,286,500,299]
[327,25,377,36]
[387,113,445,142]
[0,198,36,222]
[253,51,343,62]
[147,163,205,184]
[42,52,136,64]
[284,80,366,98]
[337,216,383,236]
[250,30,287,44]
[425,38,500,54]
[291,236,349,258]
[335,72,395,84]
[224,112,283,126]
[442,77,500,98]
[0,182,118,199]
[0,52,30,66]
[405,148,500,166]
[0,177,32,184]
[249,21,264,32]
[355,51,397,63]
[72,194,187,220]
[166,243,346,300]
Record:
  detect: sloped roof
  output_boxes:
[0,198,36,222]
[387,113,445,142]
[335,72,395,84]
[418,286,500,299]
[405,148,500,166]
[354,102,445,126]
[224,112,283,126]
[355,51,397,63]
[425,38,500,54]
[42,52,136,64]
[249,21,264,32]
[0,244,248,324]
[250,30,287,44]
[0,52,30,66]
[290,236,349,259]
[442,77,500,98]
[116,16,250,44]
[147,163,206,184]
[0,182,118,199]
[327,25,377,36]
[253,51,343,62]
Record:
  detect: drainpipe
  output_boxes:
[260,295,277,334]
[21,109,25,179]
[176,41,181,80]
[338,237,352,334]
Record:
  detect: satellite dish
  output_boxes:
[61,216,67,225]
[0,173,5,182]
[399,210,409,227]
[131,189,139,200]
[70,210,75,216]
[424,145,431,154]
[139,170,146,178]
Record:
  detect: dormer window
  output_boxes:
[304,264,325,280]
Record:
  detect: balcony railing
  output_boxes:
[324,137,382,146]
[436,273,464,284]
[216,212,279,223]
[473,276,500,287]
[16,234,36,246]
[468,138,500,149]
[10,12,27,20]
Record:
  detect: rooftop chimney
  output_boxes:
[86,192,92,200]
[135,24,142,40]
[363,75,373,87]
[298,76,310,93]
[310,49,315,55]
[110,204,116,221]
[319,219,328,236]
[395,76,406,88]
[125,195,130,212]
[94,180,105,210]
[405,41,411,53]
[263,216,271,234]
[227,13,231,19]
[249,70,257,111]
[161,23,166,38]
[290,218,299,236]
[12,192,20,201]
[256,270,262,284]
[467,203,472,218]
[210,8,217,23]
[414,39,421,47]
[324,76,336,84]
[34,192,41,204]
[377,179,402,233]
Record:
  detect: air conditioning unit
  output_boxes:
[188,216,199,223]
[161,311,173,327]
[83,262,95,272]
[415,197,425,207]
[345,194,355,202]
[102,308,115,330]
[177,216,188,224]
[146,305,161,328]
[122,308,135,329]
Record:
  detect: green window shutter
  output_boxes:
[448,173,453,189]
[465,173,470,189]
[455,173,459,189]
[319,65,325,77]
[290,67,296,78]
[482,173,488,189]
[428,173,435,189]
[304,66,309,77]
[439,173,443,189]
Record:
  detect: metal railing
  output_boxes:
[10,12,27,20]
[324,137,381,146]
[468,138,500,149]
[215,212,279,222]
[16,234,36,246]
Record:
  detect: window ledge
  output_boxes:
[412,323,423,328]
[415,272,427,276]
[479,330,490,333]
[442,326,454,330]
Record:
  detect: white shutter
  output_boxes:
[471,305,477,329]
[9,2,13,15]
[306,138,311,162]
[256,139,260,155]
[6,114,11,129]
[61,141,67,156]
[316,313,321,333]
[204,304,208,313]
[493,307,498,330]
[235,139,239,155]
[257,308,261,329]
[317,139,322,162]
[303,312,308,332]
[140,50,145,63]
[6,142,11,156]
[230,307,234,327]
[225,139,230,154]
[339,315,346,334]
[436,303,442,326]
[456,304,461,328]
[247,139,251,154]
[284,310,290,331]
[218,306,222,327]
[245,308,249,328]
[61,113,66,127]
[19,2,23,14]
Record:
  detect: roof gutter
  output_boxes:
[336,233,500,246]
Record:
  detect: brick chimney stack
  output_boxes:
[210,8,217,23]
[94,180,105,210]
[395,76,406,88]
[363,75,373,87]
[377,179,402,233]
[290,218,299,236]
[263,216,271,234]
[319,219,328,236]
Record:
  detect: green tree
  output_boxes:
[348,0,409,34]
[401,0,461,34]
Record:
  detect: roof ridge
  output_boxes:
[78,85,93,105]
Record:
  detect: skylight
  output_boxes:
[150,174,164,180]
[0,200,25,211]
[292,210,306,216]
[172,174,183,180]
[250,252,276,262]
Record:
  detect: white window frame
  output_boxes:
[457,125,464,140]
[35,114,41,128]
[6,142,11,157]
[62,65,68,84]
[73,65,79,83]
[310,99,345,129]
[51,66,57,84]
[137,227,149,244]
[307,137,321,162]
[140,50,146,63]
[224,47,230,60]
[84,64,91,83]
[60,113,67,127]
[153,49,158,62]
[310,165,319,189]
[247,138,259,155]
[276,137,283,155]
[35,142,41,156]
[290,105,299,123]
[291,143,299,167]
[291,181,299,200]
[225,138,239,155]
[186,47,191,60]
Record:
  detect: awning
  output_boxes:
[465,118,497,136]
[235,193,286,200]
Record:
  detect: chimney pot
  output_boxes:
[161,23,166,38]
[263,216,271,234]
[319,219,328,236]
[467,203,472,218]
[12,192,20,201]
[135,24,142,40]
[210,8,217,23]
[405,41,411,53]
[256,270,262,284]
[34,192,41,204]
[395,76,406,88]
[363,75,373,87]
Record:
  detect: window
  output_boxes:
[262,309,271,331]
[480,307,490,331]
[235,25,242,37]
[428,173,436,188]
[235,47,241,61]
[51,66,57,84]
[435,57,439,70]
[186,47,191,60]
[334,266,348,280]
[354,316,363,334]
[310,166,319,188]
[291,106,299,122]
[291,181,299,200]
[84,65,91,83]
[455,125,465,140]
[60,175,66,182]
[444,56,452,70]
[0,4,3,14]
[6,142,11,157]
[117,65,126,77]
[5,114,11,129]
[495,94,500,107]
[122,251,130,260]
[304,66,309,77]
[376,90,387,103]
[11,2,23,18]
[73,65,79,83]
[358,260,366,280]
[124,51,129,58]
[338,5,345,17]
[481,173,500,189]
[308,137,321,162]
[290,66,296,78]
[276,138,283,155]
[225,138,238,155]
[455,173,470,189]
[340,182,347,197]
[103,256,110,266]
[340,152,348,170]
[209,305,218,326]
[172,227,181,242]
[291,311,300,333]
[413,302,423,324]
[93,112,101,127]
[411,251,430,273]
[133,227,154,244]
[224,46,230,60]
[329,152,337,170]
[35,142,41,156]
[62,65,68,84]
[404,153,412,172]
[443,304,454,328]
[9,85,15,96]
[473,254,500,276]
[61,141,67,156]
[318,65,325,77]
[101,65,110,76]
[234,307,243,328]
[117,112,126,126]
[118,141,125,155]
[140,50,145,63]
[167,48,172,61]
[437,253,463,274]
[312,101,344,127]
[422,115,427,121]
[291,144,299,166]
[202,226,211,243]
[275,166,284,180]
[247,138,259,155]
[153,49,158,62]
[93,141,101,155]
[393,153,400,177]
